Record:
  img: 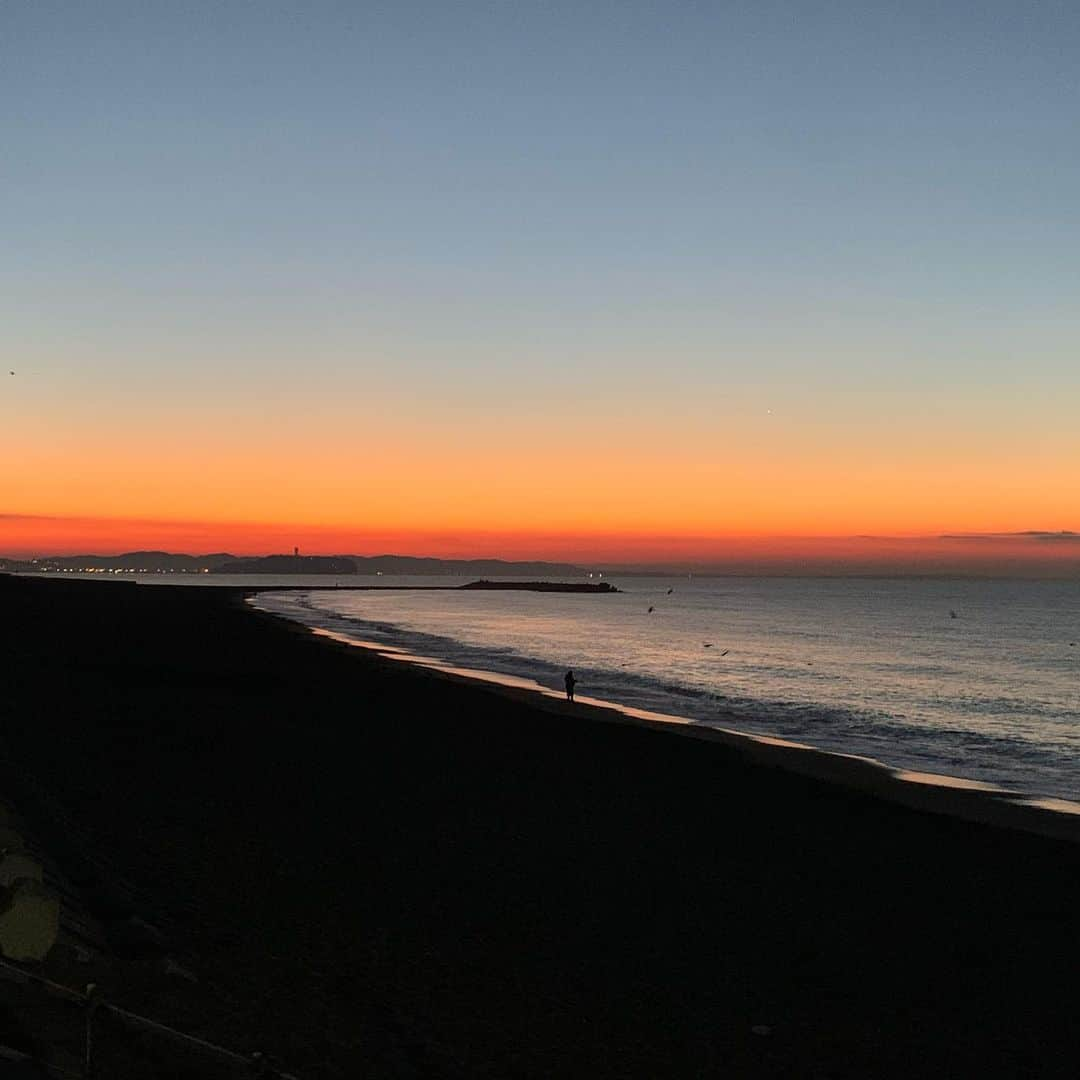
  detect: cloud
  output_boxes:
[940,531,1080,545]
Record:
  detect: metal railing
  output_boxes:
[0,955,298,1078]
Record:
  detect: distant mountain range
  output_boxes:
[0,550,587,577]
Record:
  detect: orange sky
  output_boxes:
[4,391,1078,568]
[4,512,1080,578]
[6,345,1079,558]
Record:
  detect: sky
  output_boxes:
[3,2,1078,565]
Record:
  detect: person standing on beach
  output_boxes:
[564,670,576,702]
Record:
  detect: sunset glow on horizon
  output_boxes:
[5,511,1080,579]
[3,3,1078,571]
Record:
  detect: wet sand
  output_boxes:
[2,574,1079,1077]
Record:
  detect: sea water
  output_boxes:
[253,576,1080,802]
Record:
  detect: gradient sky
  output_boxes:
[3,2,1078,561]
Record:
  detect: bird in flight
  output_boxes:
[647,606,654,613]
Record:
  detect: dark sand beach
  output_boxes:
[2,574,1079,1077]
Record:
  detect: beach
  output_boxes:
[2,574,1079,1077]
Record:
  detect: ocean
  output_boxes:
[252,575,1080,802]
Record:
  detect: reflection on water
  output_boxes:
[1014,797,1080,816]
[894,770,1007,793]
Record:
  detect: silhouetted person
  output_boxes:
[564,669,576,702]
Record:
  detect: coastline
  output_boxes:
[254,599,1080,845]
[4,574,1080,1077]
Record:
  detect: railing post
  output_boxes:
[83,982,101,1079]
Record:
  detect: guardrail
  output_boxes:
[0,955,298,1078]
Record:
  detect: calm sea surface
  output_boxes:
[252,576,1080,802]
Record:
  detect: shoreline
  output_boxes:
[250,594,1080,844]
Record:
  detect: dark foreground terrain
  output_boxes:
[1,575,1078,1077]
